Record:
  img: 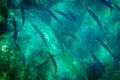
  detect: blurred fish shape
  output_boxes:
[90,50,108,80]
[54,10,69,20]
[80,61,93,80]
[20,1,25,26]
[48,51,57,76]
[100,0,114,11]
[31,23,47,46]
[9,17,18,50]
[87,8,102,29]
[68,11,77,21]
[47,9,63,25]
[61,31,76,40]
[15,42,25,66]
[67,12,82,38]
[94,35,120,64]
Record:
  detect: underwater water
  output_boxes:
[0,0,120,80]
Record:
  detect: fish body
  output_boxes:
[94,35,120,64]
[48,51,57,76]
[9,40,15,50]
[87,8,102,29]
[68,12,77,21]
[90,50,105,71]
[9,17,18,50]
[33,60,49,68]
[31,24,47,46]
[80,61,93,80]
[67,12,82,38]
[115,5,120,12]
[47,9,63,25]
[13,17,18,40]
[20,1,25,26]
[90,50,108,80]
[94,35,112,54]
[61,32,76,39]
[54,10,69,19]
[15,42,25,66]
[100,0,113,10]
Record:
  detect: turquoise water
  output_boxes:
[0,0,120,80]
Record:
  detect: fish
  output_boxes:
[15,42,25,66]
[61,31,76,39]
[100,0,114,10]
[31,23,47,46]
[47,9,63,25]
[20,1,25,26]
[94,35,112,54]
[67,12,82,38]
[86,8,102,29]
[13,17,18,40]
[89,50,108,80]
[48,51,57,76]
[68,12,77,21]
[54,10,69,19]
[33,60,49,68]
[80,61,93,80]
[9,40,15,50]
[94,35,120,64]
[9,17,18,50]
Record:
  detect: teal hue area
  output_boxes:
[0,0,120,80]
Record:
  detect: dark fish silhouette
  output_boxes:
[67,12,82,38]
[87,8,102,29]
[54,10,69,19]
[94,35,120,64]
[20,1,25,26]
[47,9,63,25]
[100,0,114,10]
[15,42,25,66]
[80,61,93,80]
[48,51,57,76]
[90,50,108,80]
[61,31,76,39]
[31,23,47,46]
[13,17,18,40]
[33,60,49,68]
[68,12,77,21]
[9,17,18,50]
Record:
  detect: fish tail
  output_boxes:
[9,39,15,51]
